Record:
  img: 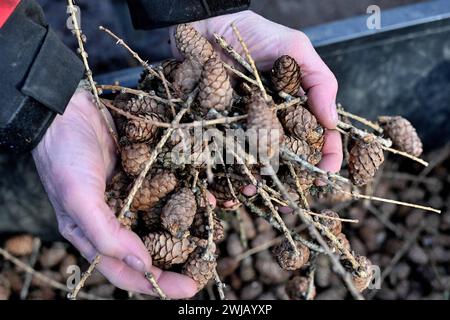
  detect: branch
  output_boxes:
[67,0,120,150]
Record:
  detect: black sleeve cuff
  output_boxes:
[21,27,84,115]
[127,0,251,30]
[0,0,84,153]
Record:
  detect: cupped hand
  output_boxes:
[171,10,343,175]
[32,90,197,298]
[171,11,343,204]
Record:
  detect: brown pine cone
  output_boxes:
[327,232,351,253]
[336,233,351,252]
[317,209,342,236]
[378,116,423,157]
[161,188,197,238]
[123,96,167,118]
[106,171,130,199]
[142,205,162,231]
[182,246,217,290]
[344,255,373,292]
[282,166,315,192]
[173,58,203,98]
[348,137,385,186]
[280,105,324,149]
[119,211,138,231]
[198,57,233,113]
[174,24,214,64]
[143,231,198,269]
[209,176,247,206]
[283,136,322,165]
[106,197,123,215]
[271,55,302,96]
[255,251,291,285]
[247,93,285,159]
[161,59,182,83]
[124,113,162,143]
[191,209,225,243]
[131,171,178,211]
[4,235,34,256]
[121,143,151,176]
[286,276,315,300]
[272,239,310,271]
[113,93,133,111]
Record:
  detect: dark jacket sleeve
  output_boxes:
[0,0,84,153]
[126,0,251,30]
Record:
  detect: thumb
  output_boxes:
[62,182,152,273]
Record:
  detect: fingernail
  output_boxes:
[329,102,338,126]
[124,255,145,273]
[241,185,257,197]
[315,177,328,187]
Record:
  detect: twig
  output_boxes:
[104,96,301,130]
[263,165,364,300]
[213,33,253,74]
[145,272,168,300]
[281,146,351,185]
[67,0,120,150]
[222,62,258,86]
[68,255,101,300]
[97,85,182,105]
[20,237,41,300]
[99,26,168,86]
[0,247,101,300]
[117,106,190,221]
[227,148,300,256]
[230,23,268,102]
[213,269,226,300]
[102,99,172,128]
[235,224,308,261]
[238,194,324,253]
[73,90,195,300]
[338,120,392,148]
[340,189,441,214]
[157,69,176,117]
[307,211,359,224]
[287,162,311,211]
[337,105,383,133]
[199,181,216,261]
[306,271,316,300]
[382,146,429,167]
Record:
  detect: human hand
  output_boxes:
[32,90,197,298]
[170,10,342,175]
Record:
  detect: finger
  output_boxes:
[285,34,339,130]
[59,176,152,273]
[57,214,98,262]
[96,257,197,299]
[317,130,343,173]
[57,215,196,298]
